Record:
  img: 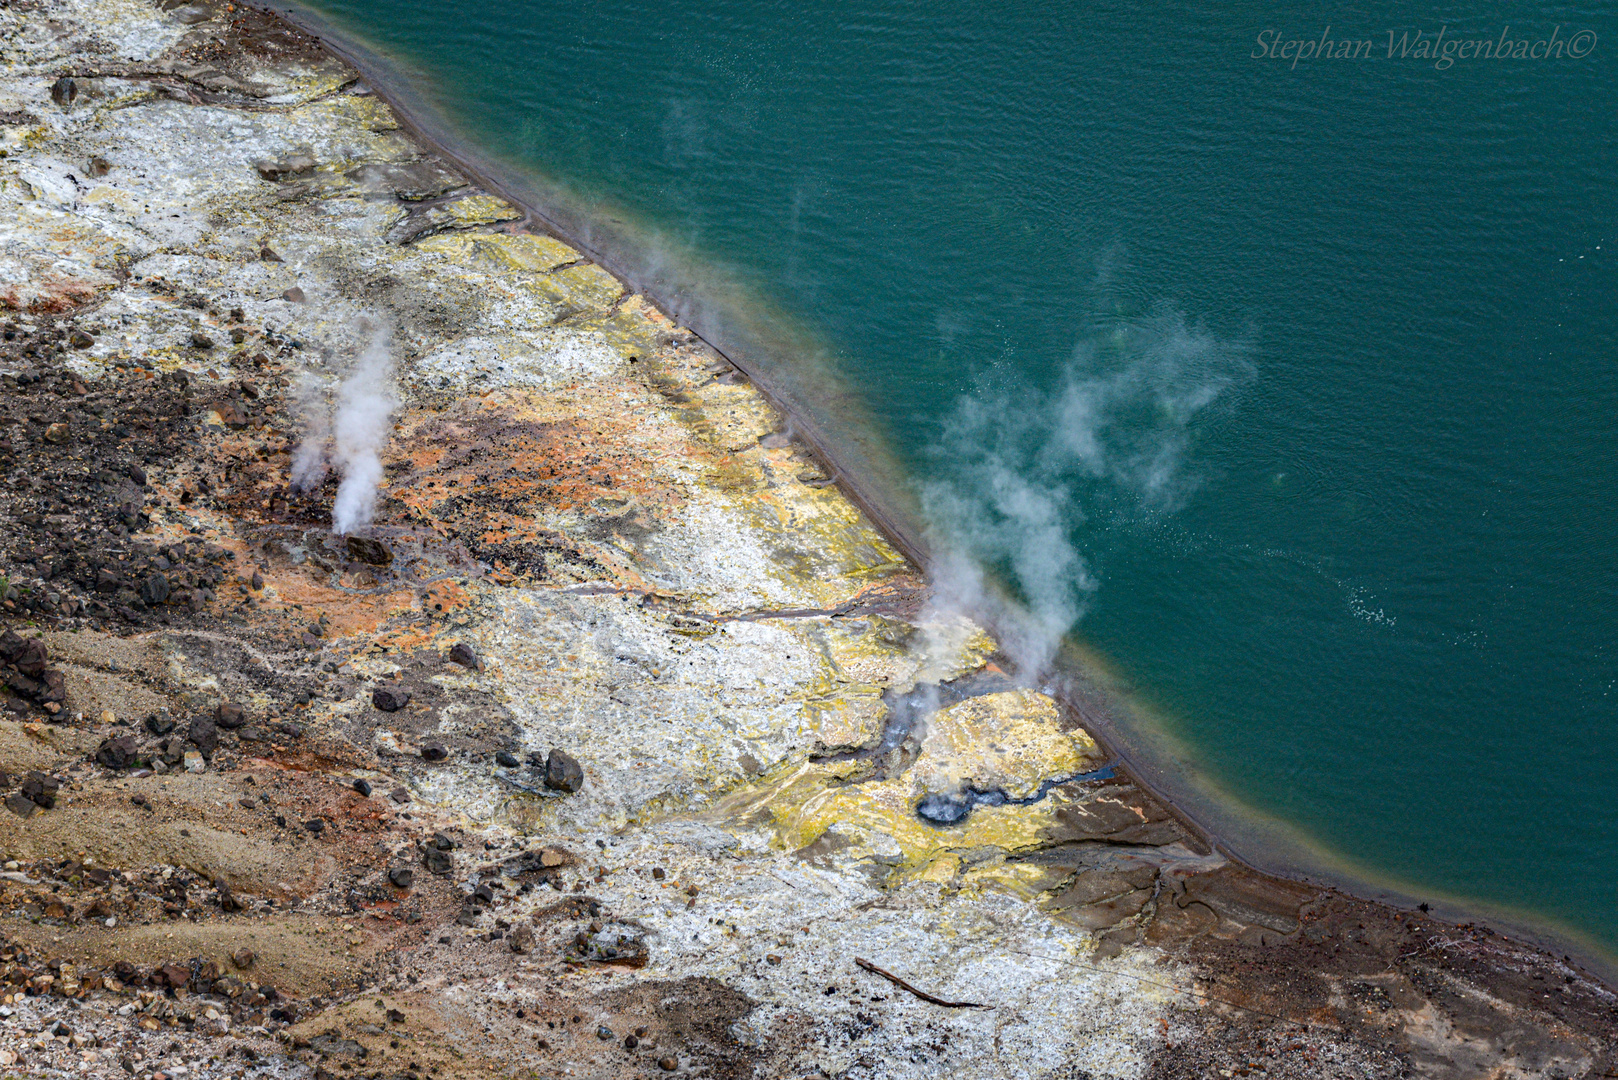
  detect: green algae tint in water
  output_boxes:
[294,0,1618,954]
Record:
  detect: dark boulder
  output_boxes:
[544,749,585,794]
[188,715,218,757]
[372,686,411,712]
[21,773,59,809]
[95,736,138,769]
[388,867,413,889]
[422,848,453,876]
[448,641,481,670]
[216,702,245,729]
[140,572,170,606]
[420,742,447,762]
[345,535,392,566]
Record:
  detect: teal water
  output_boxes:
[288,1,1618,955]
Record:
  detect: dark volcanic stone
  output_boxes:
[353,778,372,797]
[50,77,76,107]
[303,818,325,834]
[4,792,36,818]
[372,686,412,712]
[432,832,455,851]
[448,641,480,669]
[13,638,47,677]
[494,750,519,768]
[388,867,413,889]
[544,749,585,794]
[420,742,447,762]
[146,713,175,735]
[188,715,218,756]
[345,535,392,566]
[140,572,170,605]
[96,735,138,769]
[422,848,453,876]
[21,773,58,809]
[128,464,146,486]
[216,702,245,729]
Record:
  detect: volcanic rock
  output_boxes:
[345,535,392,565]
[188,715,218,756]
[544,748,585,793]
[95,736,138,769]
[372,686,411,712]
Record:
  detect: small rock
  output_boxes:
[50,77,76,107]
[183,750,205,773]
[69,330,94,349]
[304,818,325,834]
[146,713,175,735]
[372,686,412,712]
[448,641,481,670]
[260,246,284,262]
[21,773,58,809]
[43,422,70,445]
[420,742,447,762]
[250,571,264,590]
[216,702,245,729]
[659,1057,678,1071]
[432,832,455,850]
[353,778,372,797]
[141,572,170,606]
[624,1034,640,1049]
[281,287,306,303]
[190,332,214,350]
[4,792,36,819]
[95,736,137,769]
[544,749,585,793]
[232,948,255,969]
[128,464,147,486]
[494,750,519,768]
[388,867,413,889]
[597,1026,614,1041]
[508,924,535,954]
[188,715,218,756]
[87,156,110,178]
[422,848,453,875]
[345,535,392,566]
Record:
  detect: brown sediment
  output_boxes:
[0,2,1611,1078]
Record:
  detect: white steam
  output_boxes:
[921,306,1251,678]
[289,325,399,535]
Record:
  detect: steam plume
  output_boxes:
[921,306,1251,678]
[289,324,399,535]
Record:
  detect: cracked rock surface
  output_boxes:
[0,1,1614,1078]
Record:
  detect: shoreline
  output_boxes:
[253,0,1618,990]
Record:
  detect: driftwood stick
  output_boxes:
[854,957,992,1009]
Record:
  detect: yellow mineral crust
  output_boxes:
[914,689,1100,800]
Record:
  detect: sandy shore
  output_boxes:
[0,2,1613,1078]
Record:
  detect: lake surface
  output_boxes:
[289,0,1618,957]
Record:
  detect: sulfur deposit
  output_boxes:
[0,2,1613,1078]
